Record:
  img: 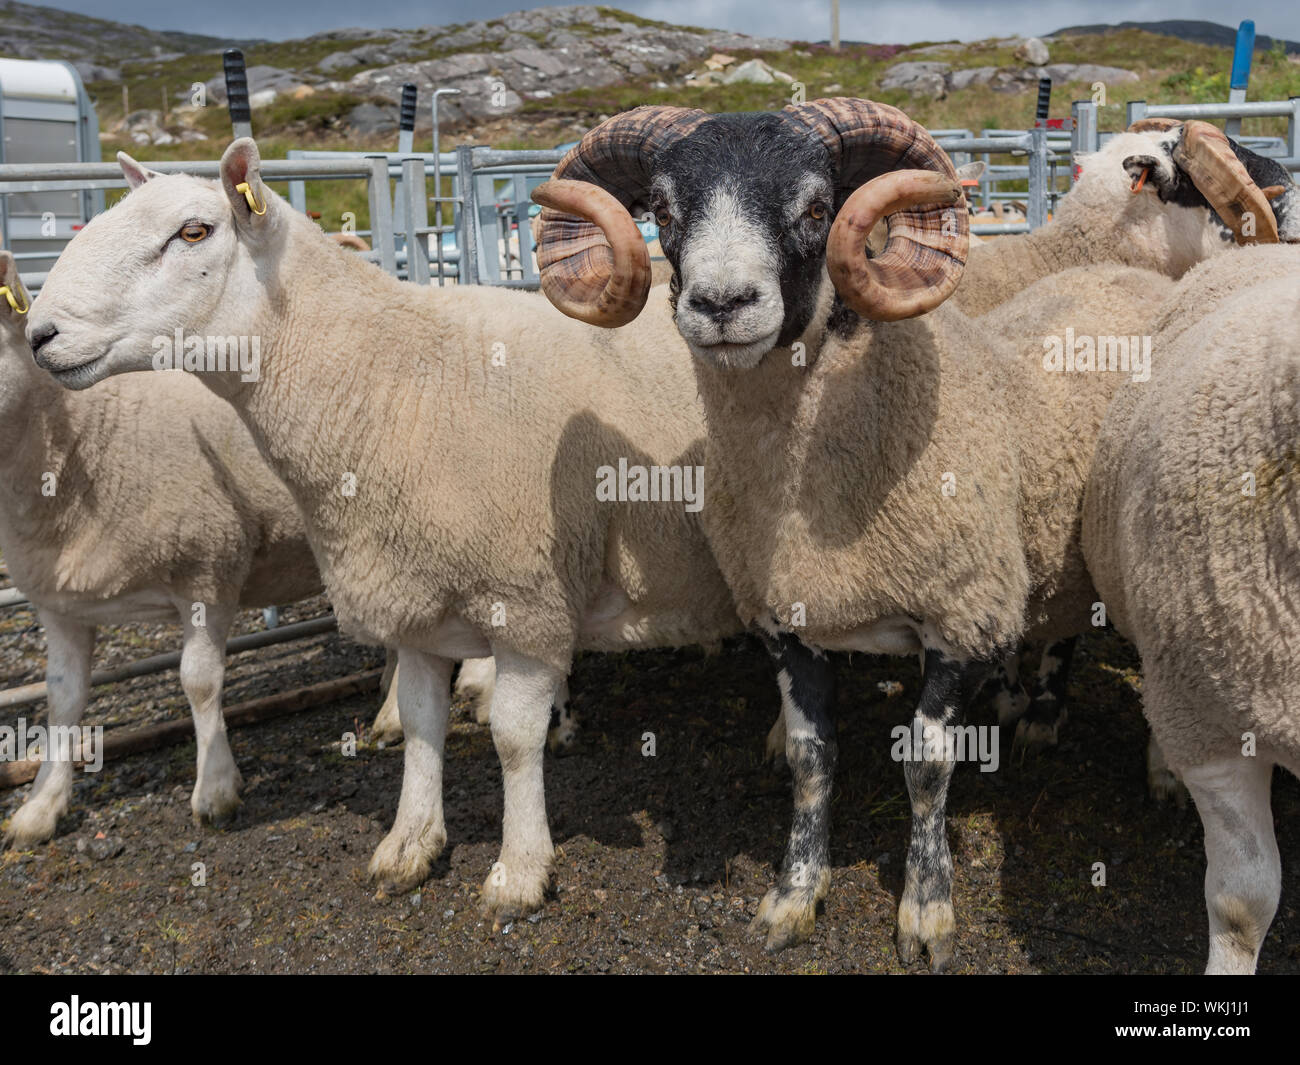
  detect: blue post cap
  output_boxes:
[1231,20,1256,91]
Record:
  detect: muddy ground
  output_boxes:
[1,590,1297,975]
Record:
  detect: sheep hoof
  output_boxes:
[192,797,241,828]
[4,794,68,849]
[369,698,403,745]
[4,804,63,850]
[470,693,492,726]
[191,767,244,827]
[897,930,922,965]
[897,898,955,970]
[479,857,552,926]
[1148,766,1188,808]
[750,886,818,952]
[370,720,404,746]
[368,823,446,895]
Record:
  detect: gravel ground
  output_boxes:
[2,579,1297,975]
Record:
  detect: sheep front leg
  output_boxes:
[897,641,986,972]
[179,603,242,825]
[751,631,836,952]
[1182,754,1280,975]
[480,646,565,926]
[4,610,94,848]
[369,650,453,893]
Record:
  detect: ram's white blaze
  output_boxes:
[675,186,785,365]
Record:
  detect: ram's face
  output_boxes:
[652,115,837,369]
[1122,128,1300,244]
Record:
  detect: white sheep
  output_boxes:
[955,120,1298,318]
[1083,243,1300,973]
[964,121,1297,758]
[24,142,743,925]
[0,248,325,846]
[530,99,1283,967]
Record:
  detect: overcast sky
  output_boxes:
[26,0,1300,45]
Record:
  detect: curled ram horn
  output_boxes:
[1174,120,1279,244]
[785,98,969,320]
[532,105,708,327]
[826,170,966,320]
[531,179,652,327]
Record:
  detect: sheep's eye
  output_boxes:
[179,223,211,243]
[808,202,828,221]
[655,208,672,227]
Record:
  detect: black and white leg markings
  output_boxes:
[898,640,991,972]
[989,648,1030,726]
[751,628,837,952]
[1014,636,1076,750]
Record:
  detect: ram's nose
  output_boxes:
[686,285,760,323]
[26,320,59,366]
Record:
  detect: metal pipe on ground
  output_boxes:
[0,667,384,789]
[0,616,339,710]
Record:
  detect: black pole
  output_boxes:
[223,48,252,140]
[1035,78,1052,123]
[400,83,417,132]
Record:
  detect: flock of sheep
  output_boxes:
[2,95,1296,975]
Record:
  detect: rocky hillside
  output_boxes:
[0,0,254,77]
[320,7,788,126]
[69,6,790,142]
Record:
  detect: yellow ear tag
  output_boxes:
[235,181,267,216]
[0,284,29,314]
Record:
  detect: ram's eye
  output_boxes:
[655,208,672,227]
[808,202,828,221]
[179,223,211,243]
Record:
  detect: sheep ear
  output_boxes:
[220,138,270,229]
[117,152,163,190]
[1261,185,1287,201]
[955,161,985,182]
